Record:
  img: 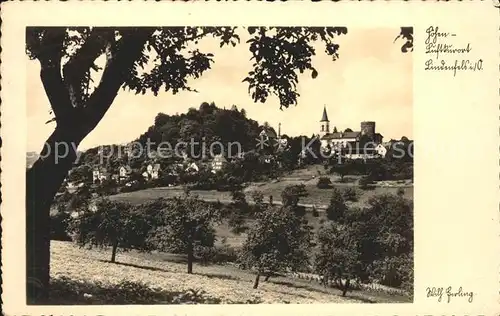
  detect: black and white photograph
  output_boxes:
[24,25,415,305]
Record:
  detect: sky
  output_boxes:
[27,27,412,152]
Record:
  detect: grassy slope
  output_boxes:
[110,164,413,209]
[50,241,410,304]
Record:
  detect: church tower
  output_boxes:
[320,105,330,137]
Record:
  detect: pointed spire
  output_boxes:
[320,105,329,122]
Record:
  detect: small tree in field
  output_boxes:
[315,222,363,296]
[147,193,222,274]
[281,184,308,208]
[250,190,265,214]
[342,187,358,202]
[240,206,312,289]
[226,189,250,234]
[69,199,146,263]
[325,188,347,223]
[329,160,353,182]
[365,194,414,288]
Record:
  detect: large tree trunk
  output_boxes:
[253,273,260,289]
[26,126,82,304]
[186,242,194,274]
[26,28,153,305]
[110,241,118,263]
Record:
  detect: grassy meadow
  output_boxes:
[50,241,411,304]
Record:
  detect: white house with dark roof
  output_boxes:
[143,163,161,180]
[119,165,133,179]
[211,154,227,172]
[92,167,109,183]
[259,126,277,141]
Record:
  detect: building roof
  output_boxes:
[259,127,277,138]
[120,165,132,172]
[320,131,361,140]
[320,106,329,122]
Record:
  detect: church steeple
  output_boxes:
[320,106,330,135]
[320,105,329,122]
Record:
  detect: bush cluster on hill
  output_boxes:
[316,177,332,189]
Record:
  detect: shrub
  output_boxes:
[325,188,347,223]
[316,177,332,189]
[342,187,358,202]
[281,184,308,207]
[371,253,413,292]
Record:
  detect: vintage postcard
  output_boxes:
[1,1,499,315]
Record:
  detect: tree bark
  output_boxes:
[26,126,82,304]
[187,242,193,274]
[110,241,118,263]
[341,279,350,297]
[264,273,271,282]
[253,273,260,289]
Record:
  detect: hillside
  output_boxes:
[77,102,271,168]
[49,241,410,304]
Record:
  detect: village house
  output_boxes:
[186,162,200,173]
[143,163,161,180]
[92,167,109,183]
[119,165,133,179]
[259,126,277,141]
[375,143,388,158]
[211,154,228,172]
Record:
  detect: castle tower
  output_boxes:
[360,121,376,138]
[320,105,330,136]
